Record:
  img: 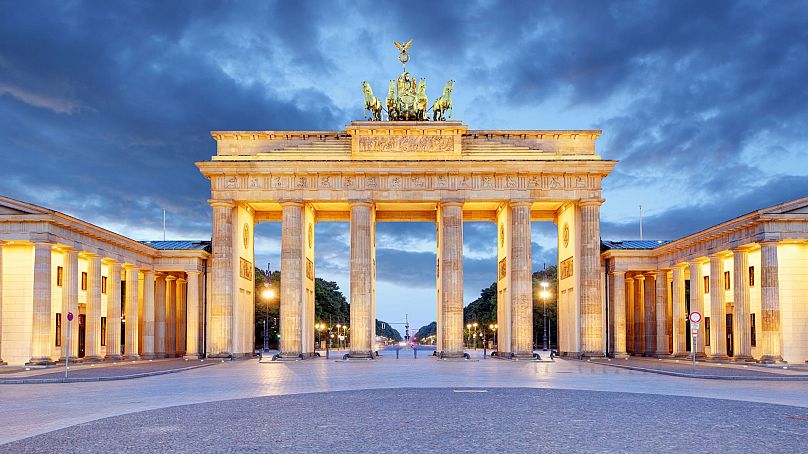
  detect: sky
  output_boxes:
[2,1,807,331]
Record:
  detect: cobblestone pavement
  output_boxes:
[595,357,808,379]
[3,388,807,453]
[0,358,217,383]
[0,355,806,446]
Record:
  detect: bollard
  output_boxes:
[396,348,400,359]
[414,346,417,359]
[483,346,487,359]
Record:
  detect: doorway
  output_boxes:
[78,314,86,358]
[726,313,734,357]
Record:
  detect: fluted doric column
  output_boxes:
[165,275,177,357]
[140,270,155,359]
[625,276,634,354]
[689,261,705,357]
[154,273,166,358]
[438,201,464,357]
[349,202,375,357]
[280,202,304,357]
[732,248,753,361]
[510,202,533,357]
[708,254,728,359]
[105,261,122,360]
[644,272,657,356]
[610,271,627,357]
[759,242,783,363]
[209,200,234,358]
[579,201,604,356]
[176,277,187,356]
[123,265,140,359]
[184,271,202,358]
[671,265,687,356]
[29,243,53,365]
[634,274,645,354]
[60,248,79,361]
[84,254,103,360]
[0,242,4,365]
[655,270,669,356]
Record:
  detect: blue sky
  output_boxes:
[2,1,807,330]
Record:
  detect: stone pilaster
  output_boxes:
[154,273,166,358]
[671,265,687,357]
[510,202,533,357]
[140,270,155,359]
[123,265,140,359]
[732,248,753,361]
[209,200,234,358]
[688,261,705,357]
[184,271,202,359]
[60,248,79,361]
[634,274,645,354]
[579,201,604,356]
[625,276,634,355]
[165,275,177,357]
[280,202,304,357]
[348,202,375,357]
[84,254,103,361]
[644,272,657,356]
[176,277,187,356]
[610,271,627,357]
[28,243,53,365]
[0,242,4,365]
[438,201,464,357]
[759,242,783,363]
[655,270,669,356]
[708,254,728,360]
[105,261,122,360]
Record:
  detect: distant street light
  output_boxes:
[540,281,550,351]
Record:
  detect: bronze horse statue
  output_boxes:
[362,81,383,121]
[432,80,454,121]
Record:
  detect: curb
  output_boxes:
[604,363,808,381]
[0,362,218,384]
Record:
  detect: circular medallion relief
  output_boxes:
[563,222,570,248]
[243,223,249,249]
[307,224,313,249]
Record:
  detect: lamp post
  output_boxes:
[466,323,472,349]
[489,324,497,350]
[540,281,550,351]
[261,277,276,353]
[472,322,479,349]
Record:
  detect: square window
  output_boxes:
[703,275,710,294]
[57,266,63,287]
[723,271,730,290]
[750,314,756,347]
[81,272,88,291]
[101,317,107,346]
[102,276,108,294]
[749,266,755,287]
[55,313,62,347]
[705,317,711,346]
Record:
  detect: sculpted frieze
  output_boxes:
[357,135,454,153]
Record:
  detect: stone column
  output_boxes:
[105,261,122,360]
[349,202,375,358]
[280,202,304,357]
[689,261,705,357]
[60,248,79,361]
[655,271,669,356]
[29,243,53,365]
[438,201,464,357]
[154,273,166,358]
[209,200,234,358]
[123,265,140,359]
[671,265,687,357]
[625,276,634,355]
[708,254,728,360]
[165,275,177,357]
[84,254,103,361]
[185,271,201,359]
[644,272,657,356]
[579,201,604,356]
[610,271,627,357]
[634,275,645,354]
[0,242,4,365]
[510,202,533,357]
[732,248,753,361]
[140,270,155,359]
[176,277,187,356]
[759,242,783,363]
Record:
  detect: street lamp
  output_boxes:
[261,284,276,353]
[472,322,478,349]
[466,323,472,349]
[540,281,550,351]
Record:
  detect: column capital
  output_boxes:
[140,268,155,275]
[122,263,139,270]
[439,200,464,207]
[176,278,187,284]
[609,270,626,277]
[578,198,605,207]
[708,253,724,261]
[509,200,533,208]
[645,270,658,277]
[732,245,752,254]
[635,274,645,282]
[155,271,166,277]
[165,275,178,282]
[348,200,374,207]
[672,263,688,270]
[279,200,305,208]
[186,270,202,276]
[209,199,235,209]
[625,276,634,283]
[759,240,780,247]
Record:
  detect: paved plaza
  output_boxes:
[1,353,806,451]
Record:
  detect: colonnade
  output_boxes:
[608,243,784,362]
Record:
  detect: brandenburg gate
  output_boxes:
[196,43,616,360]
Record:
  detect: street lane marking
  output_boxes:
[453,389,488,393]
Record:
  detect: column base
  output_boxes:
[82,355,104,362]
[759,355,785,364]
[706,354,730,362]
[731,355,756,362]
[104,355,123,361]
[183,354,202,360]
[580,351,606,359]
[124,354,140,360]
[673,352,689,358]
[611,352,630,359]
[140,354,158,360]
[27,357,56,366]
[153,353,166,359]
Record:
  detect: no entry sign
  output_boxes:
[689,311,702,324]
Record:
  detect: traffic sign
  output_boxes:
[67,312,74,322]
[689,311,702,323]
[692,322,700,330]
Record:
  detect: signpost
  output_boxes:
[65,311,74,380]
[689,311,702,371]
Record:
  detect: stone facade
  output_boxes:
[198,121,616,359]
